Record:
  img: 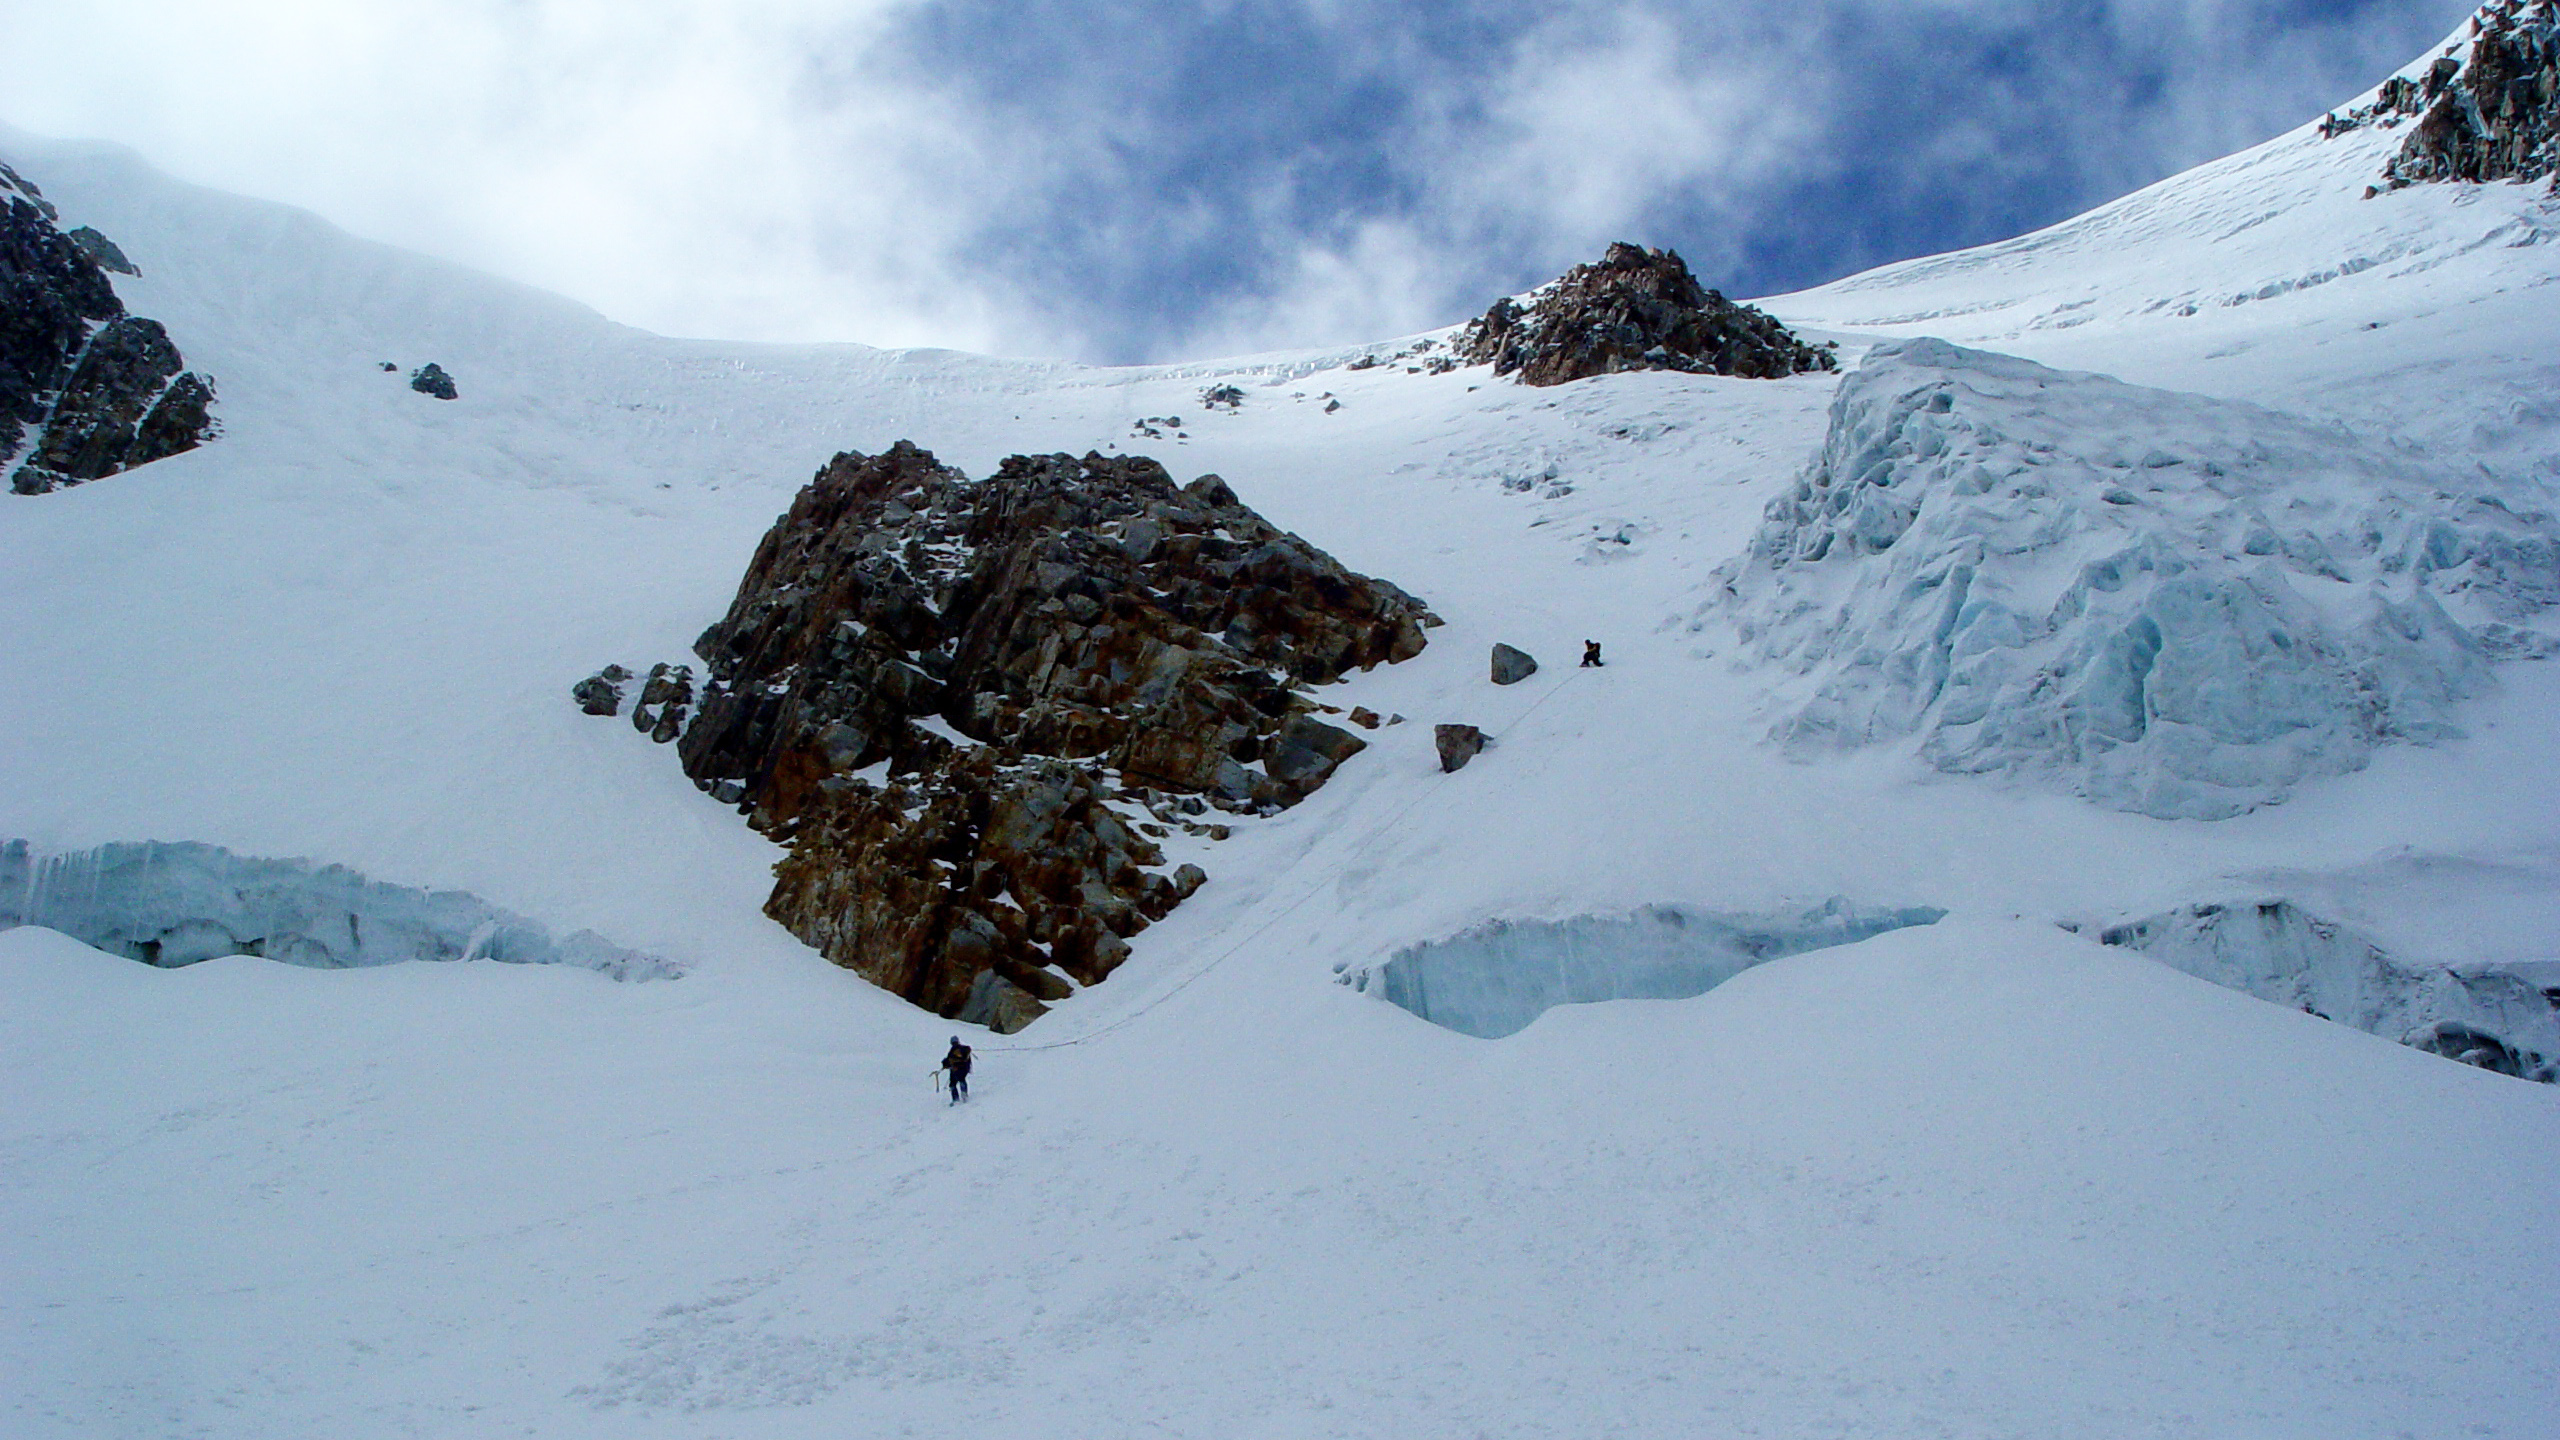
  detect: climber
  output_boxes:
[1581,640,1604,668]
[941,1036,973,1104]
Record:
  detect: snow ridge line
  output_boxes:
[987,667,1588,1054]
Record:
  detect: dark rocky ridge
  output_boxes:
[1455,242,1835,387]
[671,441,1435,1030]
[2389,1,2557,188]
[2,162,217,495]
[2322,2,2558,190]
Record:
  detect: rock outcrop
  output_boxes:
[1489,643,1538,685]
[410,362,459,400]
[2385,1,2557,189]
[2320,3,2558,191]
[572,665,629,717]
[2,162,217,495]
[669,441,1435,1029]
[1455,242,1834,387]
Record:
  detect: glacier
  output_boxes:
[2084,897,2558,1081]
[1347,900,1946,1039]
[9,9,2560,1434]
[0,839,679,979]
[1708,338,2560,819]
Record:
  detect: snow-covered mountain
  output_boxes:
[5,9,2559,1437]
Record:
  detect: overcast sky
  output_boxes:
[0,0,2477,362]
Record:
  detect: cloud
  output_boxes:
[0,0,2479,361]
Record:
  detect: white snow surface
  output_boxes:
[7,41,2560,1438]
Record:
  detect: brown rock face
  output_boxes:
[678,441,1434,1029]
[2321,3,2558,191]
[2385,2,2558,189]
[1454,242,1835,387]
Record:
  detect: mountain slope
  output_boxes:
[5,20,2560,1436]
[1769,15,2560,481]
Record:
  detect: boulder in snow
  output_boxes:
[572,665,629,717]
[1435,723,1488,772]
[410,362,458,400]
[1489,643,1538,685]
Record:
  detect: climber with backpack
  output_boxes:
[940,1036,973,1104]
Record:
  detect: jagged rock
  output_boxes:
[64,226,136,275]
[20,318,187,485]
[1489,643,1538,685]
[678,441,1433,1025]
[1436,723,1488,772]
[1348,706,1382,729]
[1454,242,1836,387]
[2,162,215,495]
[411,363,458,400]
[2382,2,2559,190]
[631,662,693,742]
[572,665,629,717]
[1199,383,1245,410]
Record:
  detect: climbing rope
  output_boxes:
[985,663,1589,1054]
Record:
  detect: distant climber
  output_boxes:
[941,1036,973,1104]
[1581,640,1604,668]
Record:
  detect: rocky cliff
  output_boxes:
[1455,242,1834,387]
[2,162,217,495]
[2321,2,2557,190]
[2388,0,2558,188]
[666,442,1435,1030]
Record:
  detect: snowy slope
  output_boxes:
[9,916,2557,1438]
[7,26,2560,1437]
[1767,23,2560,481]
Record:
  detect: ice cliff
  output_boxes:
[2085,898,2558,1081]
[0,840,678,980]
[1706,339,2560,819]
[1346,901,1946,1040]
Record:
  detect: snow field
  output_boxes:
[6,56,2560,1438]
[8,917,2556,1438]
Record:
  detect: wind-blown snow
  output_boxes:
[1,839,677,979]
[1710,338,2560,818]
